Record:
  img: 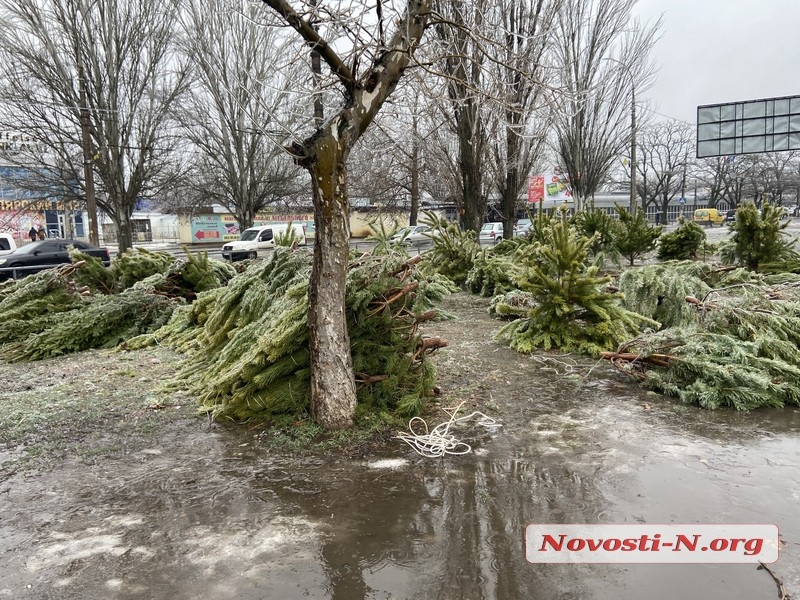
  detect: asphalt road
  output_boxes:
[111,218,800,260]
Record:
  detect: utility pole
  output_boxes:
[681,150,688,205]
[78,66,100,246]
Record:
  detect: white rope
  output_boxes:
[395,401,501,458]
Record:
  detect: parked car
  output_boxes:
[514,218,533,237]
[479,222,506,244]
[0,232,17,257]
[389,225,439,245]
[724,209,737,223]
[0,239,110,280]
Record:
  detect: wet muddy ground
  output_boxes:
[1,291,799,599]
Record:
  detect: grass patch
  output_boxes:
[254,411,403,455]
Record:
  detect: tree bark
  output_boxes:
[500,117,521,239]
[115,210,134,253]
[409,112,420,226]
[235,207,254,232]
[456,99,485,233]
[306,134,356,429]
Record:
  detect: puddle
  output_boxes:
[2,386,797,599]
[1,293,799,599]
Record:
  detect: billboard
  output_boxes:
[528,174,571,205]
[188,213,314,243]
[697,95,800,158]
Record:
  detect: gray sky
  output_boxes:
[631,0,800,125]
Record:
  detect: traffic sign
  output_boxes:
[679,197,686,204]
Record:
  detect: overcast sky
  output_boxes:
[631,0,800,125]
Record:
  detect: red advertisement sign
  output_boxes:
[528,176,544,204]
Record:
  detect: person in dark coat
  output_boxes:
[28,226,37,243]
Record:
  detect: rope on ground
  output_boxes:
[395,400,502,458]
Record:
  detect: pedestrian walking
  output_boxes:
[28,226,37,243]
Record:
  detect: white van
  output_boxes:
[221,223,307,261]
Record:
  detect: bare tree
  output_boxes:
[418,121,463,210]
[177,0,304,230]
[636,120,694,222]
[431,0,493,233]
[488,0,560,239]
[697,155,762,210]
[349,81,453,224]
[695,156,735,208]
[256,0,433,429]
[551,0,660,212]
[704,153,800,210]
[346,111,418,213]
[0,0,190,251]
[747,151,800,208]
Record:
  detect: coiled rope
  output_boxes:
[395,401,501,458]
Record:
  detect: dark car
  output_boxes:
[0,239,110,280]
[725,209,736,223]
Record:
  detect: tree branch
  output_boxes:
[260,0,355,88]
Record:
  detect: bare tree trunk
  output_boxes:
[115,210,134,251]
[500,119,520,239]
[500,171,517,239]
[458,101,484,232]
[409,113,420,226]
[233,206,255,232]
[307,137,356,429]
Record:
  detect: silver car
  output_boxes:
[479,222,505,244]
[390,225,438,245]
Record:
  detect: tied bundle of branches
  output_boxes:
[2,278,179,362]
[0,264,88,346]
[496,211,656,356]
[144,249,450,421]
[69,247,175,294]
[68,247,235,296]
[0,252,235,362]
[602,280,800,409]
[122,288,224,354]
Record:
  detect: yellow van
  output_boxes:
[693,208,725,227]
